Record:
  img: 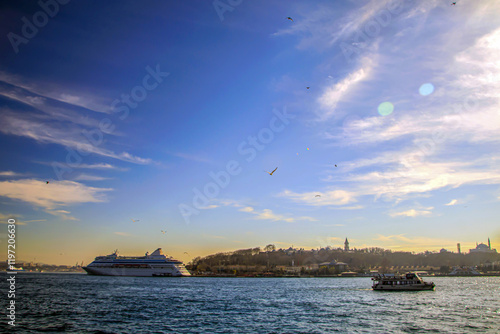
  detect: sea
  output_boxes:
[1,273,499,333]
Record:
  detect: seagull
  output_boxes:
[265,167,278,175]
[131,219,140,222]
[287,17,293,22]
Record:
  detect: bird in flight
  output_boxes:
[46,181,49,184]
[315,195,321,197]
[287,17,293,22]
[451,2,456,5]
[334,164,337,167]
[131,219,140,222]
[306,87,310,89]
[184,252,189,255]
[161,230,166,234]
[265,167,278,175]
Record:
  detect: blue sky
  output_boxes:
[1,0,499,265]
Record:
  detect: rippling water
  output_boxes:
[1,273,499,333]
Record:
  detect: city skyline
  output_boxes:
[1,0,500,265]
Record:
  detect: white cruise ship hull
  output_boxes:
[83,248,191,277]
[83,265,189,277]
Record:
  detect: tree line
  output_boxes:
[187,244,500,275]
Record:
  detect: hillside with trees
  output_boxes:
[187,244,500,276]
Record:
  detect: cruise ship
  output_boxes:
[82,248,191,277]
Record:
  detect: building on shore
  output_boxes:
[344,238,349,252]
[469,238,497,254]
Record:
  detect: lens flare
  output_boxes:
[419,83,434,96]
[377,102,394,116]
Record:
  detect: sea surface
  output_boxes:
[1,273,499,333]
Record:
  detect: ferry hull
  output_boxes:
[372,283,435,291]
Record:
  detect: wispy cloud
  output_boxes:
[345,154,500,202]
[445,199,458,206]
[241,206,317,223]
[279,189,357,207]
[74,174,112,181]
[0,171,25,177]
[207,199,317,223]
[36,162,128,171]
[0,71,111,114]
[0,213,27,225]
[114,232,132,237]
[0,72,153,165]
[0,108,152,164]
[272,0,395,50]
[389,207,433,218]
[0,179,111,216]
[316,59,373,120]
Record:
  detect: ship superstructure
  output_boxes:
[83,248,191,277]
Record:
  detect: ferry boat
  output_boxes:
[372,272,435,291]
[82,248,191,277]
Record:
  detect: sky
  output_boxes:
[0,0,499,266]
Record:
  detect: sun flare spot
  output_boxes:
[419,83,434,96]
[378,102,394,116]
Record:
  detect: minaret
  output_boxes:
[488,238,491,250]
[457,243,461,254]
[344,238,349,252]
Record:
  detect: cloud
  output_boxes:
[0,179,112,211]
[279,189,357,207]
[0,71,111,114]
[114,232,132,237]
[316,61,373,120]
[272,0,397,50]
[0,213,27,225]
[209,200,317,223]
[199,205,218,210]
[445,199,458,206]
[239,206,254,213]
[389,207,433,218]
[0,109,152,164]
[36,162,128,171]
[0,171,24,177]
[74,174,112,181]
[355,154,500,202]
[250,208,317,223]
